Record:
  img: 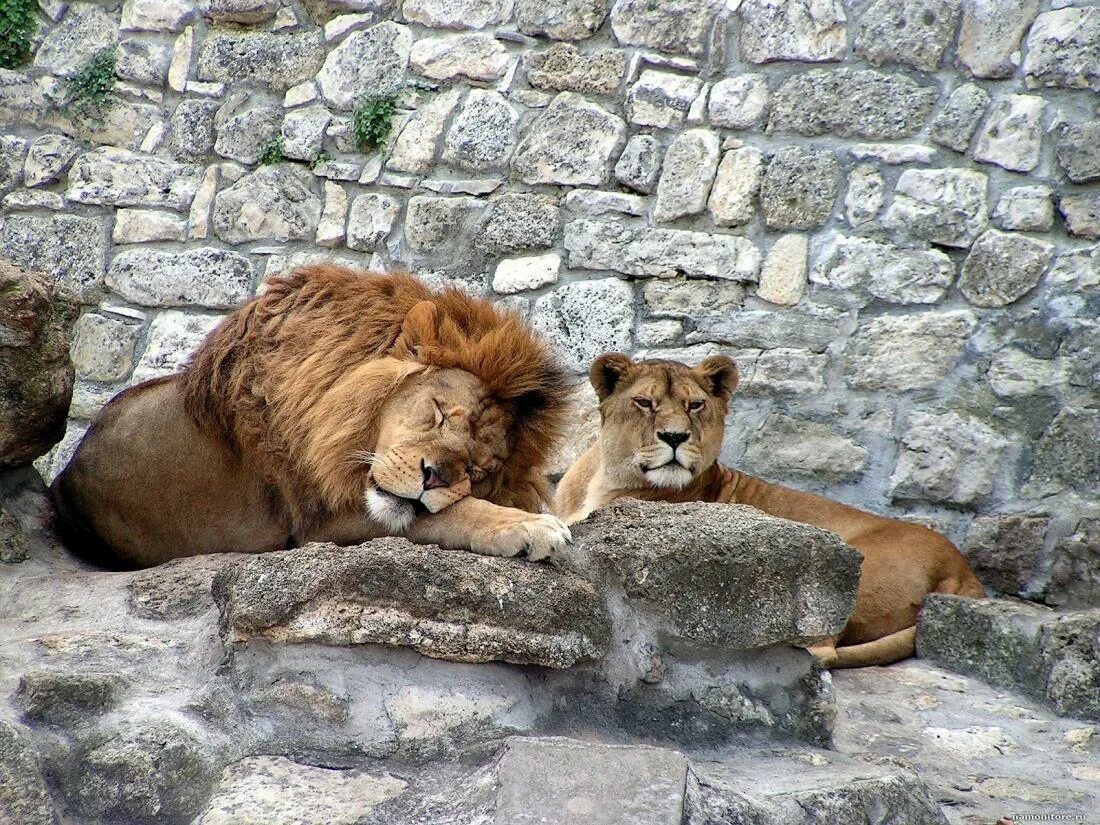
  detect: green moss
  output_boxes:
[352,95,396,151]
[0,0,38,70]
[257,133,285,165]
[309,148,331,169]
[63,46,118,122]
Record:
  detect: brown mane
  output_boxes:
[180,266,569,532]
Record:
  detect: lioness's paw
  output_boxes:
[475,513,572,563]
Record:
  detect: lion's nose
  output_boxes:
[422,460,450,490]
[657,431,689,449]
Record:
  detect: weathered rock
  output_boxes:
[569,500,860,648]
[16,670,126,727]
[854,0,960,71]
[1059,193,1100,240]
[70,312,142,382]
[959,229,1054,308]
[565,219,760,281]
[919,595,1100,721]
[129,556,243,621]
[33,3,118,75]
[403,195,483,252]
[964,515,1048,596]
[844,164,884,227]
[0,214,108,302]
[930,82,989,153]
[564,190,645,218]
[107,248,254,310]
[317,22,411,108]
[525,44,625,96]
[515,0,608,40]
[708,147,764,227]
[492,253,560,294]
[0,136,25,194]
[757,234,807,306]
[1027,409,1100,495]
[214,105,283,165]
[0,722,60,825]
[1022,8,1100,91]
[198,31,325,91]
[740,0,848,64]
[476,193,560,255]
[131,311,225,382]
[993,185,1053,232]
[957,0,1038,79]
[1054,120,1100,184]
[625,70,702,130]
[610,0,722,58]
[1048,520,1100,609]
[643,278,743,319]
[212,165,322,244]
[386,89,460,174]
[442,90,518,172]
[707,74,768,130]
[346,193,400,251]
[280,105,331,162]
[0,262,77,469]
[113,210,188,246]
[973,95,1044,173]
[689,306,845,353]
[410,33,509,83]
[987,347,1064,399]
[23,135,79,189]
[890,411,1007,504]
[214,540,610,668]
[403,0,507,29]
[769,69,937,139]
[614,134,661,194]
[884,168,988,248]
[512,93,626,186]
[760,146,838,230]
[743,415,866,482]
[532,277,634,372]
[170,100,221,162]
[845,311,977,391]
[653,129,720,223]
[67,148,201,210]
[116,37,172,84]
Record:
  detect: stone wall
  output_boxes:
[1,0,1097,605]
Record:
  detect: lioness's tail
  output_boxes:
[832,626,916,668]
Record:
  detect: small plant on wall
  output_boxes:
[353,95,396,151]
[258,133,285,165]
[64,45,118,122]
[0,0,38,69]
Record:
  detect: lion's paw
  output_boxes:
[476,513,572,563]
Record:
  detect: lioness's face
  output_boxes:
[591,353,737,490]
[366,368,511,530]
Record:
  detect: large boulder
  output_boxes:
[0,261,78,470]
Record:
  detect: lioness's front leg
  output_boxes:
[404,497,571,562]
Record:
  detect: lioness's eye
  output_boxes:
[633,397,653,410]
[688,400,705,412]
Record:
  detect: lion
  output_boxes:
[52,266,574,569]
[554,353,985,669]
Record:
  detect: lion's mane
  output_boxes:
[180,266,569,533]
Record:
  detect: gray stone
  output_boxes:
[17,670,125,727]
[610,0,722,58]
[756,234,807,306]
[993,185,1053,231]
[33,3,118,75]
[67,148,202,210]
[402,0,508,29]
[707,75,768,130]
[214,106,283,165]
[496,738,685,825]
[23,135,79,188]
[987,348,1065,398]
[70,313,141,382]
[0,262,77,469]
[740,0,847,64]
[0,722,60,825]
[569,500,859,648]
[316,181,348,247]
[564,190,645,217]
[403,195,483,252]
[525,44,626,96]
[957,0,1038,78]
[531,277,634,372]
[409,33,509,83]
[1059,193,1100,240]
[847,143,935,165]
[844,164,884,227]
[760,147,838,230]
[170,100,221,162]
[1022,8,1100,91]
[132,311,226,383]
[625,70,702,129]
[280,106,331,161]
[515,0,608,40]
[845,311,977,391]
[512,93,626,186]
[741,348,829,395]
[1054,121,1100,184]
[492,253,561,294]
[708,147,764,228]
[653,129,720,223]
[1028,409,1100,495]
[0,136,26,193]
[202,0,282,24]
[1048,520,1100,609]
[614,134,661,194]
[317,21,410,109]
[769,69,937,140]
[198,31,325,91]
[643,279,743,319]
[964,516,1048,596]
[116,38,172,85]
[689,306,846,353]
[743,415,867,482]
[121,0,196,31]
[973,95,1044,173]
[0,214,108,301]
[930,82,990,152]
[347,193,400,251]
[386,89,460,174]
[812,235,954,305]
[442,90,518,172]
[565,219,760,281]
[215,540,610,668]
[213,165,322,244]
[884,168,988,248]
[107,248,254,310]
[959,229,1054,308]
[67,98,164,153]
[890,411,1007,504]
[854,0,960,71]
[476,193,560,254]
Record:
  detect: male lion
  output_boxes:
[554,353,985,668]
[53,266,573,569]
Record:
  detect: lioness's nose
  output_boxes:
[422,460,450,490]
[658,431,689,449]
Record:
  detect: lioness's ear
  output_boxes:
[695,355,738,401]
[590,352,635,401]
[397,300,440,354]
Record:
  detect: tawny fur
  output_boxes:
[554,353,986,669]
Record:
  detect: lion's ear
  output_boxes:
[397,300,440,354]
[695,355,738,401]
[590,352,635,401]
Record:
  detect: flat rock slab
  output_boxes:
[568,499,861,649]
[213,540,610,669]
[918,595,1100,721]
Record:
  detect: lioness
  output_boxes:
[554,353,985,668]
[53,267,573,568]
